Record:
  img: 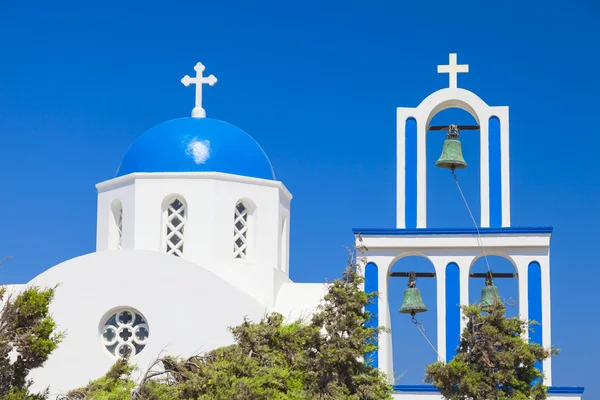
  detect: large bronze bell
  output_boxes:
[435,124,467,171]
[480,270,501,310]
[399,272,428,316]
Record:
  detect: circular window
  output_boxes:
[100,308,149,358]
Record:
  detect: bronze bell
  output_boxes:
[480,270,501,310]
[399,272,428,316]
[435,124,467,171]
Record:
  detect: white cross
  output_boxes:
[181,62,218,118]
[437,53,469,89]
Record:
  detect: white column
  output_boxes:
[370,256,394,383]
[459,258,472,332]
[434,262,447,362]
[396,109,411,228]
[416,116,428,228]
[540,256,552,385]
[479,116,490,228]
[515,257,529,340]
[497,107,511,227]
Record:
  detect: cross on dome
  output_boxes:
[437,53,469,89]
[181,62,218,118]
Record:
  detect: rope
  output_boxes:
[452,170,492,272]
[412,315,443,362]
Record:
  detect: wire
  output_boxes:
[412,316,443,362]
[452,170,492,272]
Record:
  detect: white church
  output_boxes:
[7,55,583,398]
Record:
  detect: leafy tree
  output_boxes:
[68,252,392,400]
[425,301,557,400]
[0,257,63,399]
[64,359,135,400]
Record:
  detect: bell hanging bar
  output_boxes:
[390,272,517,278]
[428,124,480,131]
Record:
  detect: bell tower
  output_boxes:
[396,53,510,229]
[355,54,583,398]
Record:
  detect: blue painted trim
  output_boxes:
[353,226,553,235]
[391,385,584,394]
[364,262,379,368]
[405,118,417,229]
[393,385,439,392]
[445,263,460,362]
[547,386,585,394]
[489,117,502,228]
[528,261,543,374]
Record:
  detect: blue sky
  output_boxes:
[0,0,598,395]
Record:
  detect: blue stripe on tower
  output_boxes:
[528,262,543,374]
[365,262,379,368]
[445,262,460,361]
[405,118,417,229]
[489,117,502,227]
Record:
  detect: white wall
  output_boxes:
[96,172,293,307]
[26,250,277,396]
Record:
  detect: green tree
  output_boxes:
[69,252,392,400]
[425,301,557,400]
[0,257,63,399]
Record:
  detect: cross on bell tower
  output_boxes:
[181,62,218,118]
[437,53,469,88]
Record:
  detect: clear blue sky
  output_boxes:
[0,0,598,395]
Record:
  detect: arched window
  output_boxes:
[163,196,186,257]
[280,215,288,272]
[109,199,123,250]
[233,201,249,259]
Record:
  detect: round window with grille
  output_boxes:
[100,308,149,359]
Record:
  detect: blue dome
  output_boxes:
[116,117,275,180]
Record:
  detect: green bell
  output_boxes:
[435,124,467,170]
[399,272,428,316]
[480,271,501,310]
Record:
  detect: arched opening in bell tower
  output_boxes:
[388,255,438,384]
[469,254,519,318]
[427,107,481,228]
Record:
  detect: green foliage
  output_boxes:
[69,254,392,400]
[425,301,558,400]
[66,359,136,400]
[0,284,63,399]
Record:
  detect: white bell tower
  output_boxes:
[354,54,583,398]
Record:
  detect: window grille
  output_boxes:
[233,202,249,259]
[165,198,186,257]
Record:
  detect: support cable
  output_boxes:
[451,169,492,272]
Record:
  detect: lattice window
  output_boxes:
[100,308,149,359]
[110,200,123,250]
[233,202,249,259]
[165,197,186,257]
[116,207,123,249]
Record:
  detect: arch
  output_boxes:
[364,262,379,368]
[469,251,517,273]
[109,199,123,250]
[388,254,437,383]
[387,251,433,275]
[418,88,490,127]
[280,214,289,272]
[405,117,418,229]
[233,198,256,260]
[445,262,460,361]
[489,116,502,227]
[162,194,187,257]
[470,254,519,317]
[528,261,543,374]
